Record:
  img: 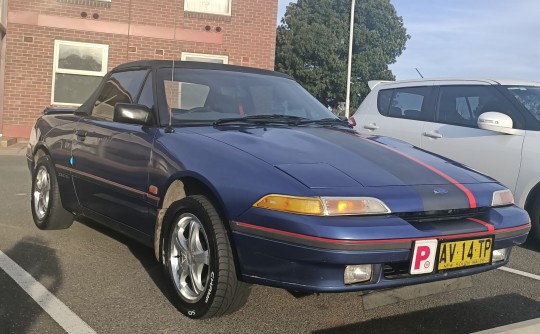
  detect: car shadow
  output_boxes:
[520,237,540,252]
[313,294,540,334]
[0,237,63,333]
[76,218,175,305]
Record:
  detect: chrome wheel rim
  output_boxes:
[169,213,210,302]
[33,166,50,220]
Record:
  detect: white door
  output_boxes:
[356,85,433,147]
[421,85,525,191]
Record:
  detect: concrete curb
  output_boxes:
[0,137,17,148]
[472,317,540,334]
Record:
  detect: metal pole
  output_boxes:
[345,0,355,118]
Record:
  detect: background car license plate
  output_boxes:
[438,237,493,270]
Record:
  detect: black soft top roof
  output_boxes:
[113,60,292,79]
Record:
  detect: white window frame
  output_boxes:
[184,0,232,16]
[181,52,229,64]
[52,40,109,106]
[0,0,8,27]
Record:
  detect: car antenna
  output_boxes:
[415,68,424,79]
[165,2,177,134]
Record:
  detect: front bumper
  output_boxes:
[231,206,530,293]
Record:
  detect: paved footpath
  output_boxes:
[0,142,27,156]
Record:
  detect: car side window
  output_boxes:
[377,87,432,121]
[91,70,149,120]
[437,85,518,128]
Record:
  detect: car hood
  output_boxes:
[189,126,493,188]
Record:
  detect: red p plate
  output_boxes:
[410,239,438,275]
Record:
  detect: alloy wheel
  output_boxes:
[169,213,210,302]
[33,166,50,220]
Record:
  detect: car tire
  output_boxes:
[163,195,250,319]
[31,155,74,230]
[528,196,540,242]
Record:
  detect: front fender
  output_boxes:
[151,130,311,221]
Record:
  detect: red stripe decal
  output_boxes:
[55,164,160,201]
[366,138,476,208]
[468,218,495,232]
[236,222,529,245]
[346,133,477,208]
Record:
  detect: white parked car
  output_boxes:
[352,78,540,240]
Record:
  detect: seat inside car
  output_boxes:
[206,92,243,115]
[403,109,422,119]
[440,94,471,126]
[389,106,402,117]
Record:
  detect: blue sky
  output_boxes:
[277,0,540,81]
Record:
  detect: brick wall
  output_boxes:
[0,0,8,135]
[2,0,278,138]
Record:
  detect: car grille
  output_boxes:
[395,208,487,223]
[383,262,411,279]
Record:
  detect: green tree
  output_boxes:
[275,0,409,114]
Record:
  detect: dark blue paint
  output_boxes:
[27,63,531,294]
[233,232,524,292]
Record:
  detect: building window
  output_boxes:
[52,40,108,105]
[181,52,228,64]
[1,0,7,28]
[184,0,231,16]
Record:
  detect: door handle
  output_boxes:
[423,131,443,139]
[364,123,379,131]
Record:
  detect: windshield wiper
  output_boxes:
[214,115,353,129]
[295,117,352,128]
[213,115,308,126]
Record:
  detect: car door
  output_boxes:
[421,84,525,191]
[72,69,159,235]
[356,84,435,147]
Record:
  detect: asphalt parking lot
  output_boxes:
[1,154,540,334]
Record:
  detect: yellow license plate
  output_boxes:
[437,237,493,270]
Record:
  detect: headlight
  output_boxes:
[253,195,323,215]
[321,197,390,215]
[492,189,514,206]
[253,194,391,216]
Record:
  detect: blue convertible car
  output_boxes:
[27,61,530,319]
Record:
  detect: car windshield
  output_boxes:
[505,85,540,122]
[158,68,336,124]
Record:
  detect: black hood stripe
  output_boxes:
[367,137,477,208]
[336,130,477,209]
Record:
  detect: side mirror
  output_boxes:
[477,112,516,135]
[113,103,153,126]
